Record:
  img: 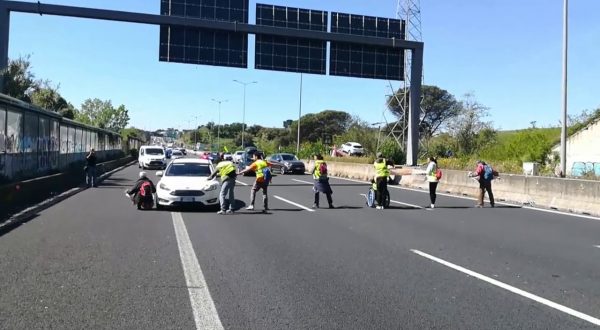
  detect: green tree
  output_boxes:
[1,55,38,101]
[290,110,352,143]
[388,85,462,139]
[75,98,130,132]
[448,93,493,155]
[30,82,69,112]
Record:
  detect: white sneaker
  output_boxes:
[217,210,225,215]
[226,210,234,214]
[430,204,435,209]
[246,205,254,210]
[376,206,383,210]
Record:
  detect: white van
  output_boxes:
[138,146,167,170]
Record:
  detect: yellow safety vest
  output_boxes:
[313,160,327,180]
[254,160,268,179]
[374,160,390,178]
[216,161,236,181]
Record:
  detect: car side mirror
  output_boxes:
[156,171,163,177]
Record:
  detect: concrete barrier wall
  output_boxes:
[1,156,134,220]
[304,160,600,216]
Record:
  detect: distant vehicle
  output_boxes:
[178,148,187,156]
[268,153,305,174]
[342,142,364,156]
[155,158,219,210]
[171,150,184,159]
[208,152,219,163]
[223,153,233,161]
[138,146,167,170]
[237,148,263,175]
[233,150,244,163]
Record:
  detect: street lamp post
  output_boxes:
[560,0,568,177]
[296,73,303,155]
[211,98,228,152]
[193,115,198,149]
[371,122,385,153]
[233,80,257,149]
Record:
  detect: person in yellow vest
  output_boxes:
[208,153,237,214]
[239,152,272,211]
[425,156,439,209]
[311,154,334,209]
[373,152,394,209]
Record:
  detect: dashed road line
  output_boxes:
[291,178,314,185]
[273,195,315,212]
[235,180,249,186]
[411,249,600,327]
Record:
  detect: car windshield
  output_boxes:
[146,148,164,155]
[172,151,182,155]
[354,144,363,148]
[280,154,298,161]
[165,163,212,177]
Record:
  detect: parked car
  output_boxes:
[233,150,244,163]
[268,153,305,174]
[155,158,219,209]
[138,146,167,170]
[178,148,187,155]
[342,142,364,156]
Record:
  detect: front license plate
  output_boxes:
[181,197,195,202]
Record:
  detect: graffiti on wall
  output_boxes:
[571,162,600,177]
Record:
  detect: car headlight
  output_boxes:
[203,182,219,191]
[159,183,171,191]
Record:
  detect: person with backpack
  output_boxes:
[469,160,495,208]
[311,154,334,209]
[238,152,272,212]
[373,152,394,209]
[126,171,156,210]
[208,153,237,215]
[426,156,441,209]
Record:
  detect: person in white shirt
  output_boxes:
[425,157,439,208]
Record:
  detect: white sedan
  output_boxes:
[155,158,220,209]
[171,150,184,159]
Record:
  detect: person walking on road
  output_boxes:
[426,156,440,209]
[239,152,272,212]
[373,152,394,209]
[311,154,334,209]
[85,148,98,187]
[469,160,495,208]
[208,153,237,215]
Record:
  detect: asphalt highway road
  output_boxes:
[1,161,599,329]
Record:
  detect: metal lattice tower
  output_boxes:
[382,0,423,153]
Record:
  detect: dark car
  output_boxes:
[237,148,263,176]
[178,148,187,155]
[268,153,305,174]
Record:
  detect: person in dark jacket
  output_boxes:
[311,154,334,209]
[85,149,98,187]
[126,171,156,209]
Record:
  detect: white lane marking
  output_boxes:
[359,193,425,210]
[411,249,600,327]
[594,245,600,249]
[171,212,224,330]
[292,178,314,185]
[273,195,315,212]
[235,180,249,186]
[332,176,600,221]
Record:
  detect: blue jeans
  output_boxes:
[220,178,236,211]
[86,166,97,187]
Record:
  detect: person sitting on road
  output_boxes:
[373,152,394,209]
[126,171,156,209]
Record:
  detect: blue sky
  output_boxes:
[7,0,600,131]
